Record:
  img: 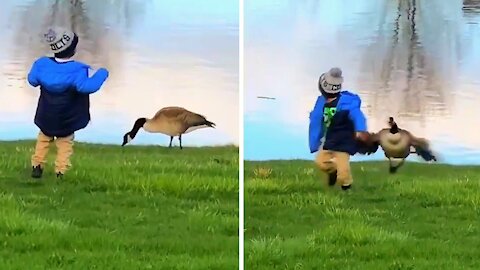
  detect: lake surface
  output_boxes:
[0,0,239,147]
[245,0,480,165]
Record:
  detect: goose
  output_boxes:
[121,106,215,149]
[367,117,437,173]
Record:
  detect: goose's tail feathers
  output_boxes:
[205,120,216,128]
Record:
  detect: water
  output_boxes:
[0,0,239,147]
[245,0,480,165]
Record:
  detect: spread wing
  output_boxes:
[356,131,384,155]
[370,129,389,143]
[408,132,437,161]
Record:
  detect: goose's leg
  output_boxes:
[169,136,173,148]
[389,158,404,174]
[179,135,183,150]
[388,158,397,174]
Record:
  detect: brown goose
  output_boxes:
[121,106,215,149]
[368,117,437,173]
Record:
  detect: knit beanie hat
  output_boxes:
[318,67,344,94]
[43,27,78,58]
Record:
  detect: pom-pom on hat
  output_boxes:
[43,27,77,54]
[318,67,344,94]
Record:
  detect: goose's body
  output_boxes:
[122,106,215,148]
[376,129,412,159]
[367,117,436,173]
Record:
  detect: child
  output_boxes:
[27,27,109,179]
[308,67,371,190]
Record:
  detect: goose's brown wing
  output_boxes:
[356,131,383,155]
[402,130,437,161]
[153,106,187,119]
[370,129,388,143]
[183,112,211,126]
[154,107,213,128]
[405,131,428,148]
[366,129,391,144]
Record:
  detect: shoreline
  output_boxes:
[0,139,239,149]
[244,158,480,166]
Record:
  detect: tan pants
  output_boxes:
[31,131,74,174]
[315,150,353,186]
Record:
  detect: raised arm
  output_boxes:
[75,67,109,94]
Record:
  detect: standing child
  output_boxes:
[27,27,109,179]
[308,67,371,190]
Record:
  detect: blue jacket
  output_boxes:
[308,91,367,154]
[27,57,109,137]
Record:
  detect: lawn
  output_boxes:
[0,140,239,270]
[245,159,480,270]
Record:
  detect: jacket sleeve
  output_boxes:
[308,97,324,153]
[348,95,367,132]
[27,61,40,87]
[75,67,109,94]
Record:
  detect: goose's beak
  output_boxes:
[122,134,131,146]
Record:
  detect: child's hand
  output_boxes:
[355,132,370,143]
[88,68,109,78]
[356,132,379,155]
[76,67,109,94]
[98,68,109,79]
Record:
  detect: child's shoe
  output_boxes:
[31,165,43,179]
[328,170,337,186]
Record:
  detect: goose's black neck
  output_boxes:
[390,123,399,134]
[130,118,147,139]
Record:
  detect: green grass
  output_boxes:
[0,140,238,270]
[245,160,480,270]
